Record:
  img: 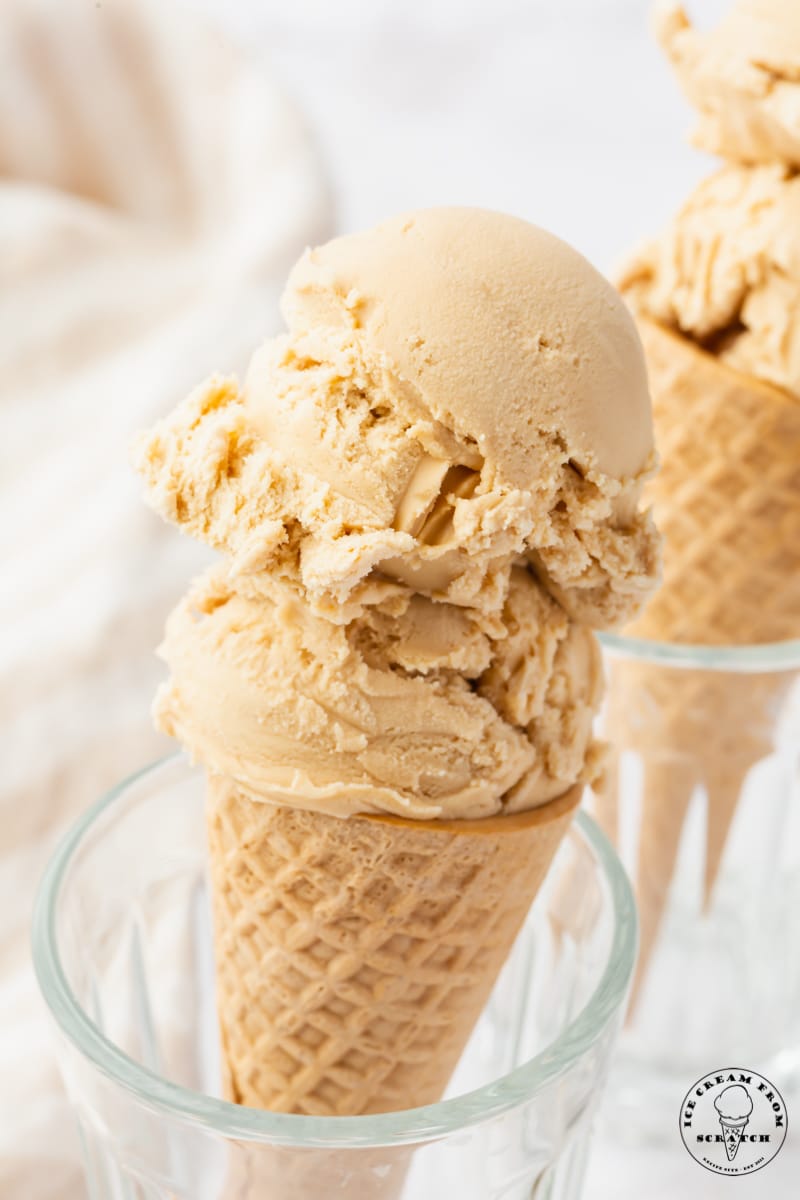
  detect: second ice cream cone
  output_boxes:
[600,661,788,1005]
[601,319,800,1000]
[627,321,800,647]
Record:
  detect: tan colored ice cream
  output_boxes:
[137,209,658,629]
[156,565,603,820]
[621,162,800,397]
[655,0,800,167]
[137,208,660,821]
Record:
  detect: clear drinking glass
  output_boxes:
[32,757,635,1200]
[594,634,800,1138]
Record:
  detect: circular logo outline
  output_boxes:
[679,1067,788,1177]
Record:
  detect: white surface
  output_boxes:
[588,1128,799,1199]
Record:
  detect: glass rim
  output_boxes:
[598,631,800,673]
[32,756,636,1149]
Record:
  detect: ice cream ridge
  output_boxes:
[136,208,660,1115]
[601,1,800,1001]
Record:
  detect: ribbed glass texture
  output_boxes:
[597,634,800,1137]
[33,758,635,1199]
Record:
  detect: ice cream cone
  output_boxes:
[135,208,661,1190]
[719,1116,749,1162]
[600,662,789,1003]
[207,775,581,1117]
[627,320,800,649]
[601,318,800,1002]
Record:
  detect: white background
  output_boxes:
[186,3,797,1196]
[191,0,731,272]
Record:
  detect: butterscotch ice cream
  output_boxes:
[601,2,800,1008]
[139,209,657,632]
[137,208,659,1120]
[618,2,800,651]
[157,565,602,820]
[622,162,800,398]
[655,0,800,167]
[138,208,660,822]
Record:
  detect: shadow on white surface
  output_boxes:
[586,1119,798,1200]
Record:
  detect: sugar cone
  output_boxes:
[600,662,789,1004]
[601,319,800,1002]
[207,777,581,1119]
[629,321,800,648]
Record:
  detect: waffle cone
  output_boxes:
[207,777,581,1119]
[601,319,800,1002]
[631,320,800,645]
[600,662,789,1005]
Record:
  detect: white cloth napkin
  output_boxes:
[0,1,328,1192]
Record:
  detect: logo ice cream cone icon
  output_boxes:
[680,1068,787,1175]
[715,1085,754,1162]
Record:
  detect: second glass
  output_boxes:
[595,633,800,1136]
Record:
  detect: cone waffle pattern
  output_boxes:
[208,776,580,1116]
[601,319,800,1001]
[631,321,800,648]
[719,1117,749,1162]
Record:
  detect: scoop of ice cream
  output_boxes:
[156,565,604,820]
[136,208,659,628]
[655,0,800,167]
[715,1085,754,1121]
[620,163,800,397]
[282,208,652,483]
